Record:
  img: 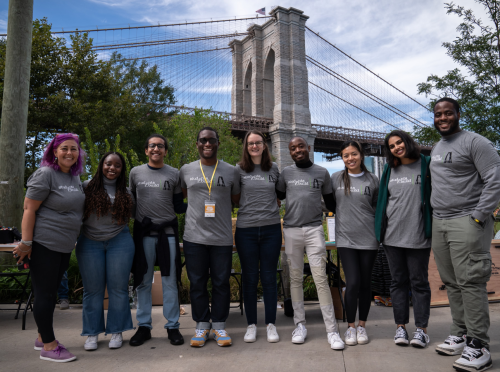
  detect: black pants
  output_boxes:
[383,245,431,328]
[338,247,378,324]
[30,241,71,343]
[183,240,233,329]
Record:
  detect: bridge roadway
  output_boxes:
[168,105,431,156]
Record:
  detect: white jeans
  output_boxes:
[284,225,338,333]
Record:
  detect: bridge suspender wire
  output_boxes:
[308,81,400,131]
[86,33,250,51]
[119,47,232,61]
[305,26,430,112]
[306,55,427,128]
[12,16,273,36]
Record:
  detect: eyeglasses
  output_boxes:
[198,137,218,145]
[247,141,264,147]
[148,143,165,149]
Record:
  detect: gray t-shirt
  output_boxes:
[26,166,85,253]
[430,130,500,220]
[235,163,280,228]
[129,164,182,235]
[332,171,379,250]
[276,164,332,228]
[383,159,431,249]
[81,178,135,241]
[180,160,239,246]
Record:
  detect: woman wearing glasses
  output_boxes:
[233,130,282,343]
[13,133,86,362]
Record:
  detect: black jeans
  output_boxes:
[235,223,282,325]
[338,248,378,324]
[383,245,431,328]
[183,240,233,330]
[30,241,71,343]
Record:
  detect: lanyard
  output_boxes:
[199,160,218,200]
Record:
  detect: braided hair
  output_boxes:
[83,152,133,225]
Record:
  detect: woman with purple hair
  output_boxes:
[13,133,86,363]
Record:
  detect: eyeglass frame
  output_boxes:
[247,141,264,148]
[147,143,166,149]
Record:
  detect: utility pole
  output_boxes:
[0,0,34,230]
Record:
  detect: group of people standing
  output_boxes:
[12,97,500,372]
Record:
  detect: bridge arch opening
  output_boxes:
[243,62,252,115]
[263,49,275,118]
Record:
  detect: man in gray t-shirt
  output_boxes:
[430,98,500,370]
[276,137,342,349]
[180,127,240,347]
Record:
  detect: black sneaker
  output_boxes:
[129,326,152,346]
[394,326,409,346]
[453,338,492,372]
[410,328,430,348]
[167,328,185,345]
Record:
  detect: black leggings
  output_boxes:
[338,247,378,324]
[30,241,71,343]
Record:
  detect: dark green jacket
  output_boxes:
[374,154,432,243]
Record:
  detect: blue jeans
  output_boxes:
[57,271,69,300]
[183,240,233,330]
[136,235,180,329]
[76,228,135,336]
[235,223,282,325]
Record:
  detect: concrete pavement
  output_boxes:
[1,302,499,372]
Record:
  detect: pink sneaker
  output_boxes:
[39,341,76,363]
[34,338,43,350]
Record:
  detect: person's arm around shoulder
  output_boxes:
[374,163,390,243]
[179,164,188,199]
[276,167,286,200]
[129,167,137,199]
[173,170,187,214]
[322,168,336,213]
[231,164,241,205]
[371,173,379,210]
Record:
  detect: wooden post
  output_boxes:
[0,0,34,230]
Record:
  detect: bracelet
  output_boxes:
[21,240,32,247]
[18,245,32,253]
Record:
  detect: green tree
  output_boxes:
[416,0,500,147]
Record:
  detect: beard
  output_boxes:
[434,117,460,136]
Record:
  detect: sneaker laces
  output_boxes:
[51,345,66,356]
[86,335,98,343]
[395,327,407,339]
[445,335,463,344]
[214,329,228,337]
[330,332,342,343]
[292,324,305,338]
[413,329,429,343]
[110,333,121,342]
[357,326,367,336]
[195,329,207,337]
[345,327,356,339]
[267,324,278,336]
[461,345,482,361]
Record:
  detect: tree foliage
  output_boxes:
[416,0,500,147]
[0,18,175,182]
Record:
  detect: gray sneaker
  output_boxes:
[59,299,69,310]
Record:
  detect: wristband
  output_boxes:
[21,240,33,247]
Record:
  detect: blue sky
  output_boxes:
[0,0,488,173]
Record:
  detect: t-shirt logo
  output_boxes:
[269,174,277,183]
[415,175,421,185]
[312,179,320,189]
[217,176,225,187]
[79,184,84,193]
[444,152,452,163]
[363,186,371,196]
[163,180,171,190]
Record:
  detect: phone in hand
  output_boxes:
[17,257,30,271]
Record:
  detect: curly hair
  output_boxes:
[40,133,86,176]
[84,152,133,225]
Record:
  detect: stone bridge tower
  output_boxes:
[229,7,316,169]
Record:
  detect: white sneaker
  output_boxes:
[267,324,279,343]
[291,323,307,344]
[244,324,257,343]
[356,326,369,345]
[84,335,98,351]
[109,333,123,349]
[344,327,357,346]
[410,328,429,348]
[436,334,467,356]
[328,332,345,350]
[453,338,492,372]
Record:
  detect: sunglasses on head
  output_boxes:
[198,137,218,145]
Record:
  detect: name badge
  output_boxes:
[205,200,215,217]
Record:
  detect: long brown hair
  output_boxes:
[338,141,370,196]
[84,151,133,225]
[238,130,273,172]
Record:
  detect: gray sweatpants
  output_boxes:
[283,225,338,333]
[432,214,494,347]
